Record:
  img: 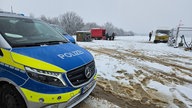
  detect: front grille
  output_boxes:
[66,61,95,86]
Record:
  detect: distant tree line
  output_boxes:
[37,12,134,36]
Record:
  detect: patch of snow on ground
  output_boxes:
[147,80,172,97]
[91,51,136,82]
[82,96,120,108]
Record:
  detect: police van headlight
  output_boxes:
[25,67,66,87]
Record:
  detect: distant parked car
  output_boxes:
[51,24,76,44]
[154,28,171,43]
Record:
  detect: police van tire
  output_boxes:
[0,84,27,108]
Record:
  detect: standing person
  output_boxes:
[105,32,109,40]
[149,31,152,41]
[111,32,115,40]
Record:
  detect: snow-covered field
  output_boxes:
[75,36,192,108]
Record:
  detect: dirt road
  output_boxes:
[75,45,192,108]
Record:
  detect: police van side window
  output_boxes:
[0,17,11,49]
[0,49,3,56]
[0,31,3,57]
[0,34,3,56]
[0,31,11,49]
[0,33,4,48]
[0,31,12,49]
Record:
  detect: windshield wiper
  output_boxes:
[34,40,68,45]
[12,41,68,48]
[12,43,40,48]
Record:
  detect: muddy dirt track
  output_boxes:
[75,45,192,108]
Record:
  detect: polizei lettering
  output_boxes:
[57,50,84,59]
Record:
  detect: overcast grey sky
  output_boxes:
[1,0,192,34]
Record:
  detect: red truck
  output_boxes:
[91,28,106,40]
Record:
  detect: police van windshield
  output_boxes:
[0,17,68,48]
[51,25,68,35]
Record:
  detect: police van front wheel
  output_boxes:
[0,84,27,108]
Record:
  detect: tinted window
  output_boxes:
[0,17,68,47]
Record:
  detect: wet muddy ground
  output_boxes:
[75,42,192,108]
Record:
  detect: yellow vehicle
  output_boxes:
[154,29,171,43]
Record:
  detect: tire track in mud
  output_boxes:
[83,46,192,108]
[156,55,192,70]
[91,82,159,108]
[85,47,192,84]
[91,47,192,72]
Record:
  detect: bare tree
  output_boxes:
[103,22,115,35]
[59,12,84,35]
[127,31,135,36]
[114,28,124,36]
[103,22,131,36]
[50,17,60,25]
[81,22,101,31]
[38,12,131,36]
[40,15,60,25]
[40,15,49,22]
